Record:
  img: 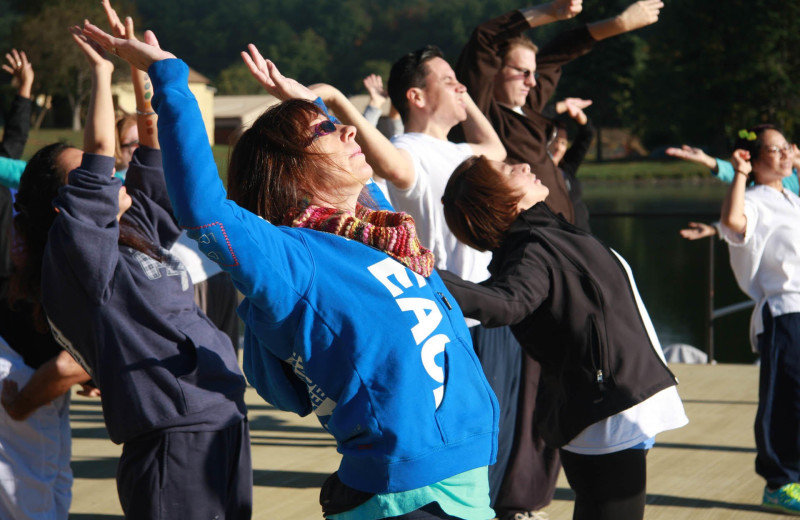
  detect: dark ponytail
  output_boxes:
[10,143,75,331]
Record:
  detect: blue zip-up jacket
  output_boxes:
[150,59,499,494]
[41,147,246,444]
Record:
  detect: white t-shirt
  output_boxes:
[563,251,688,455]
[720,185,800,349]
[389,133,492,284]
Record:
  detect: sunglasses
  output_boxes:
[504,64,539,80]
[311,120,337,142]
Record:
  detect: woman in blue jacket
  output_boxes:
[13,26,251,519]
[82,22,500,520]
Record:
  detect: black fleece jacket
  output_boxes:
[440,203,677,447]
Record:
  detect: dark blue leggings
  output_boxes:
[755,308,800,488]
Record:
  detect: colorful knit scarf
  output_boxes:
[288,204,435,277]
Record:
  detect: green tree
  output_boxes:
[634,0,800,152]
[15,0,134,130]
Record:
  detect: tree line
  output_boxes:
[2,0,798,155]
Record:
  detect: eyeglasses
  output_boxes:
[762,143,792,155]
[120,139,139,149]
[504,64,538,80]
[311,120,337,142]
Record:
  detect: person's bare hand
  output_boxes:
[680,222,717,241]
[617,0,664,32]
[731,149,752,176]
[70,25,114,75]
[563,98,591,124]
[82,21,174,72]
[665,145,717,170]
[76,384,101,398]
[363,74,388,108]
[2,49,34,98]
[241,44,316,101]
[551,0,583,20]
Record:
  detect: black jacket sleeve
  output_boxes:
[0,95,32,159]
[560,119,595,180]
[438,250,550,328]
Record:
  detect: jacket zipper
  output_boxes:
[539,205,678,384]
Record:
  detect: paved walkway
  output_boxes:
[68,363,794,519]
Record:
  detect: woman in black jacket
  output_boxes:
[439,155,687,520]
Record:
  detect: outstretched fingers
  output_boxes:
[82,21,173,72]
[102,0,126,38]
[70,25,112,68]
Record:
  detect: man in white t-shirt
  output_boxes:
[383,45,506,281]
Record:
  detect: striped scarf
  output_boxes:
[288,204,435,277]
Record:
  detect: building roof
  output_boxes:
[214,95,279,129]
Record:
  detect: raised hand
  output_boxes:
[730,149,752,177]
[241,44,316,101]
[69,26,114,73]
[617,0,664,32]
[679,222,717,241]
[82,21,175,72]
[102,0,129,39]
[2,49,34,99]
[77,384,102,397]
[551,0,583,20]
[363,74,388,108]
[665,145,717,170]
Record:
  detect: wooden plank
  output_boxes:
[68,364,786,519]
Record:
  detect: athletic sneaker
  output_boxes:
[762,483,800,515]
[500,511,549,520]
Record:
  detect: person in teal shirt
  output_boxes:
[667,142,800,240]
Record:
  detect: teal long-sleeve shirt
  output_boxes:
[0,156,26,189]
[713,158,799,195]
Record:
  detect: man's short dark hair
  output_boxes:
[388,45,445,123]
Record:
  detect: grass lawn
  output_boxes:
[21,128,707,183]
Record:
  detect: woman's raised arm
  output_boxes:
[720,149,751,234]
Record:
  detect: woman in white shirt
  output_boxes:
[720,124,800,515]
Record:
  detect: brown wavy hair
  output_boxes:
[227,98,377,223]
[227,99,344,223]
[441,156,521,251]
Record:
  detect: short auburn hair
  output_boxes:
[442,156,522,251]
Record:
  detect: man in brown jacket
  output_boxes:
[454,1,663,518]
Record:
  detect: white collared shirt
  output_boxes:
[720,185,800,349]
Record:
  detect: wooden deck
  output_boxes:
[68,363,793,519]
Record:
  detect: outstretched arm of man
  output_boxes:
[587,0,663,41]
[520,0,583,28]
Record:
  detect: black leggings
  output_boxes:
[559,448,647,520]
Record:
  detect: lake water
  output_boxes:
[582,179,758,364]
